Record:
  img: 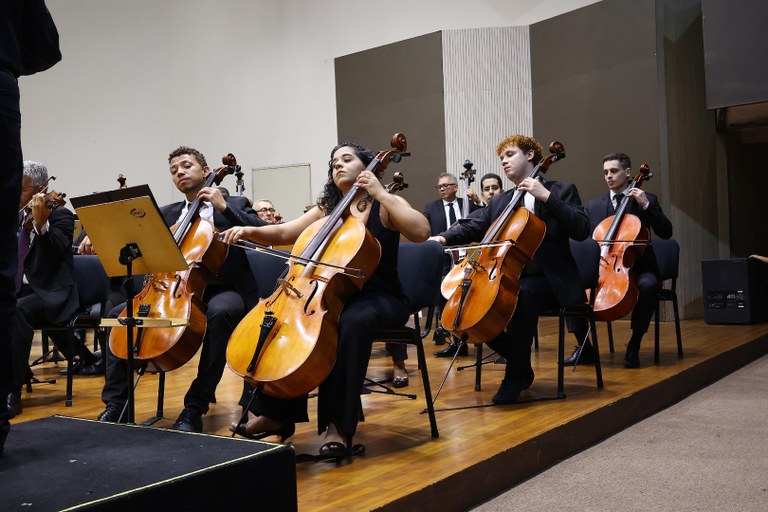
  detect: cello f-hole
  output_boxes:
[172,274,183,298]
[303,280,320,316]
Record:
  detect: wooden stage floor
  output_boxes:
[12,318,768,511]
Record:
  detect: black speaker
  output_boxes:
[702,257,768,324]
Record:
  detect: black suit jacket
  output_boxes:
[161,197,265,309]
[23,206,79,324]
[441,180,590,306]
[586,191,672,275]
[423,197,480,236]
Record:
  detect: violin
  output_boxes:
[21,188,66,231]
[591,164,653,321]
[440,141,566,344]
[226,134,410,399]
[109,153,239,372]
[18,175,57,216]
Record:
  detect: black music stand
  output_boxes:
[71,185,187,423]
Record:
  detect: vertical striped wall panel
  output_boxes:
[442,27,532,197]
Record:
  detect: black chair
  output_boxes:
[557,238,603,396]
[31,254,110,406]
[604,238,683,364]
[245,248,289,299]
[372,241,442,438]
[539,238,604,397]
[651,238,683,363]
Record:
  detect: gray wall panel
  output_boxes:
[442,27,532,196]
[335,32,446,211]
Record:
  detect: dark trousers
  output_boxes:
[630,271,660,341]
[102,286,246,415]
[0,69,22,443]
[486,275,559,380]
[242,289,410,437]
[10,286,86,389]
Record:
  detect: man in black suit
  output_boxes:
[467,172,504,208]
[7,161,97,418]
[423,173,482,357]
[1,0,61,456]
[582,153,672,368]
[432,134,590,404]
[84,146,265,432]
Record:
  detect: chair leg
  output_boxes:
[156,371,165,418]
[590,317,604,388]
[415,339,439,438]
[65,357,74,407]
[534,325,539,351]
[474,343,483,392]
[557,314,565,399]
[606,321,615,353]
[672,294,683,357]
[654,300,661,364]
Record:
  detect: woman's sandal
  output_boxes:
[317,436,365,459]
[392,375,409,388]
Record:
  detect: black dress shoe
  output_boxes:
[433,327,450,346]
[434,339,468,358]
[97,405,127,423]
[60,359,84,375]
[79,358,105,376]
[492,378,526,405]
[171,409,203,433]
[624,345,640,368]
[563,344,595,365]
[6,391,22,419]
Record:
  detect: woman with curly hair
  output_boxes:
[220,141,429,456]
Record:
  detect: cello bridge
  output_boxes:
[279,278,303,298]
[466,259,485,272]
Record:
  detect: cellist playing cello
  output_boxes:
[431,134,591,404]
[578,153,672,368]
[81,146,265,431]
[220,141,429,457]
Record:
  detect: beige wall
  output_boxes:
[20,0,600,209]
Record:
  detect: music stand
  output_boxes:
[70,185,188,423]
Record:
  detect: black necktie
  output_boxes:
[446,202,457,225]
[613,193,624,213]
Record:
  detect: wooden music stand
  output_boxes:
[71,185,188,423]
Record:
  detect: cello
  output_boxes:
[226,134,410,399]
[440,141,566,344]
[109,153,239,372]
[591,164,653,321]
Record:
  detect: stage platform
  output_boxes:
[10,318,768,511]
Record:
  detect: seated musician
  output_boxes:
[575,153,672,368]
[81,146,265,432]
[6,161,99,418]
[424,173,481,357]
[219,141,430,455]
[431,135,591,404]
[466,172,504,208]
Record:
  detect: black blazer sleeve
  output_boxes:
[636,192,672,239]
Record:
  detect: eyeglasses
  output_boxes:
[436,183,457,190]
[256,208,275,214]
